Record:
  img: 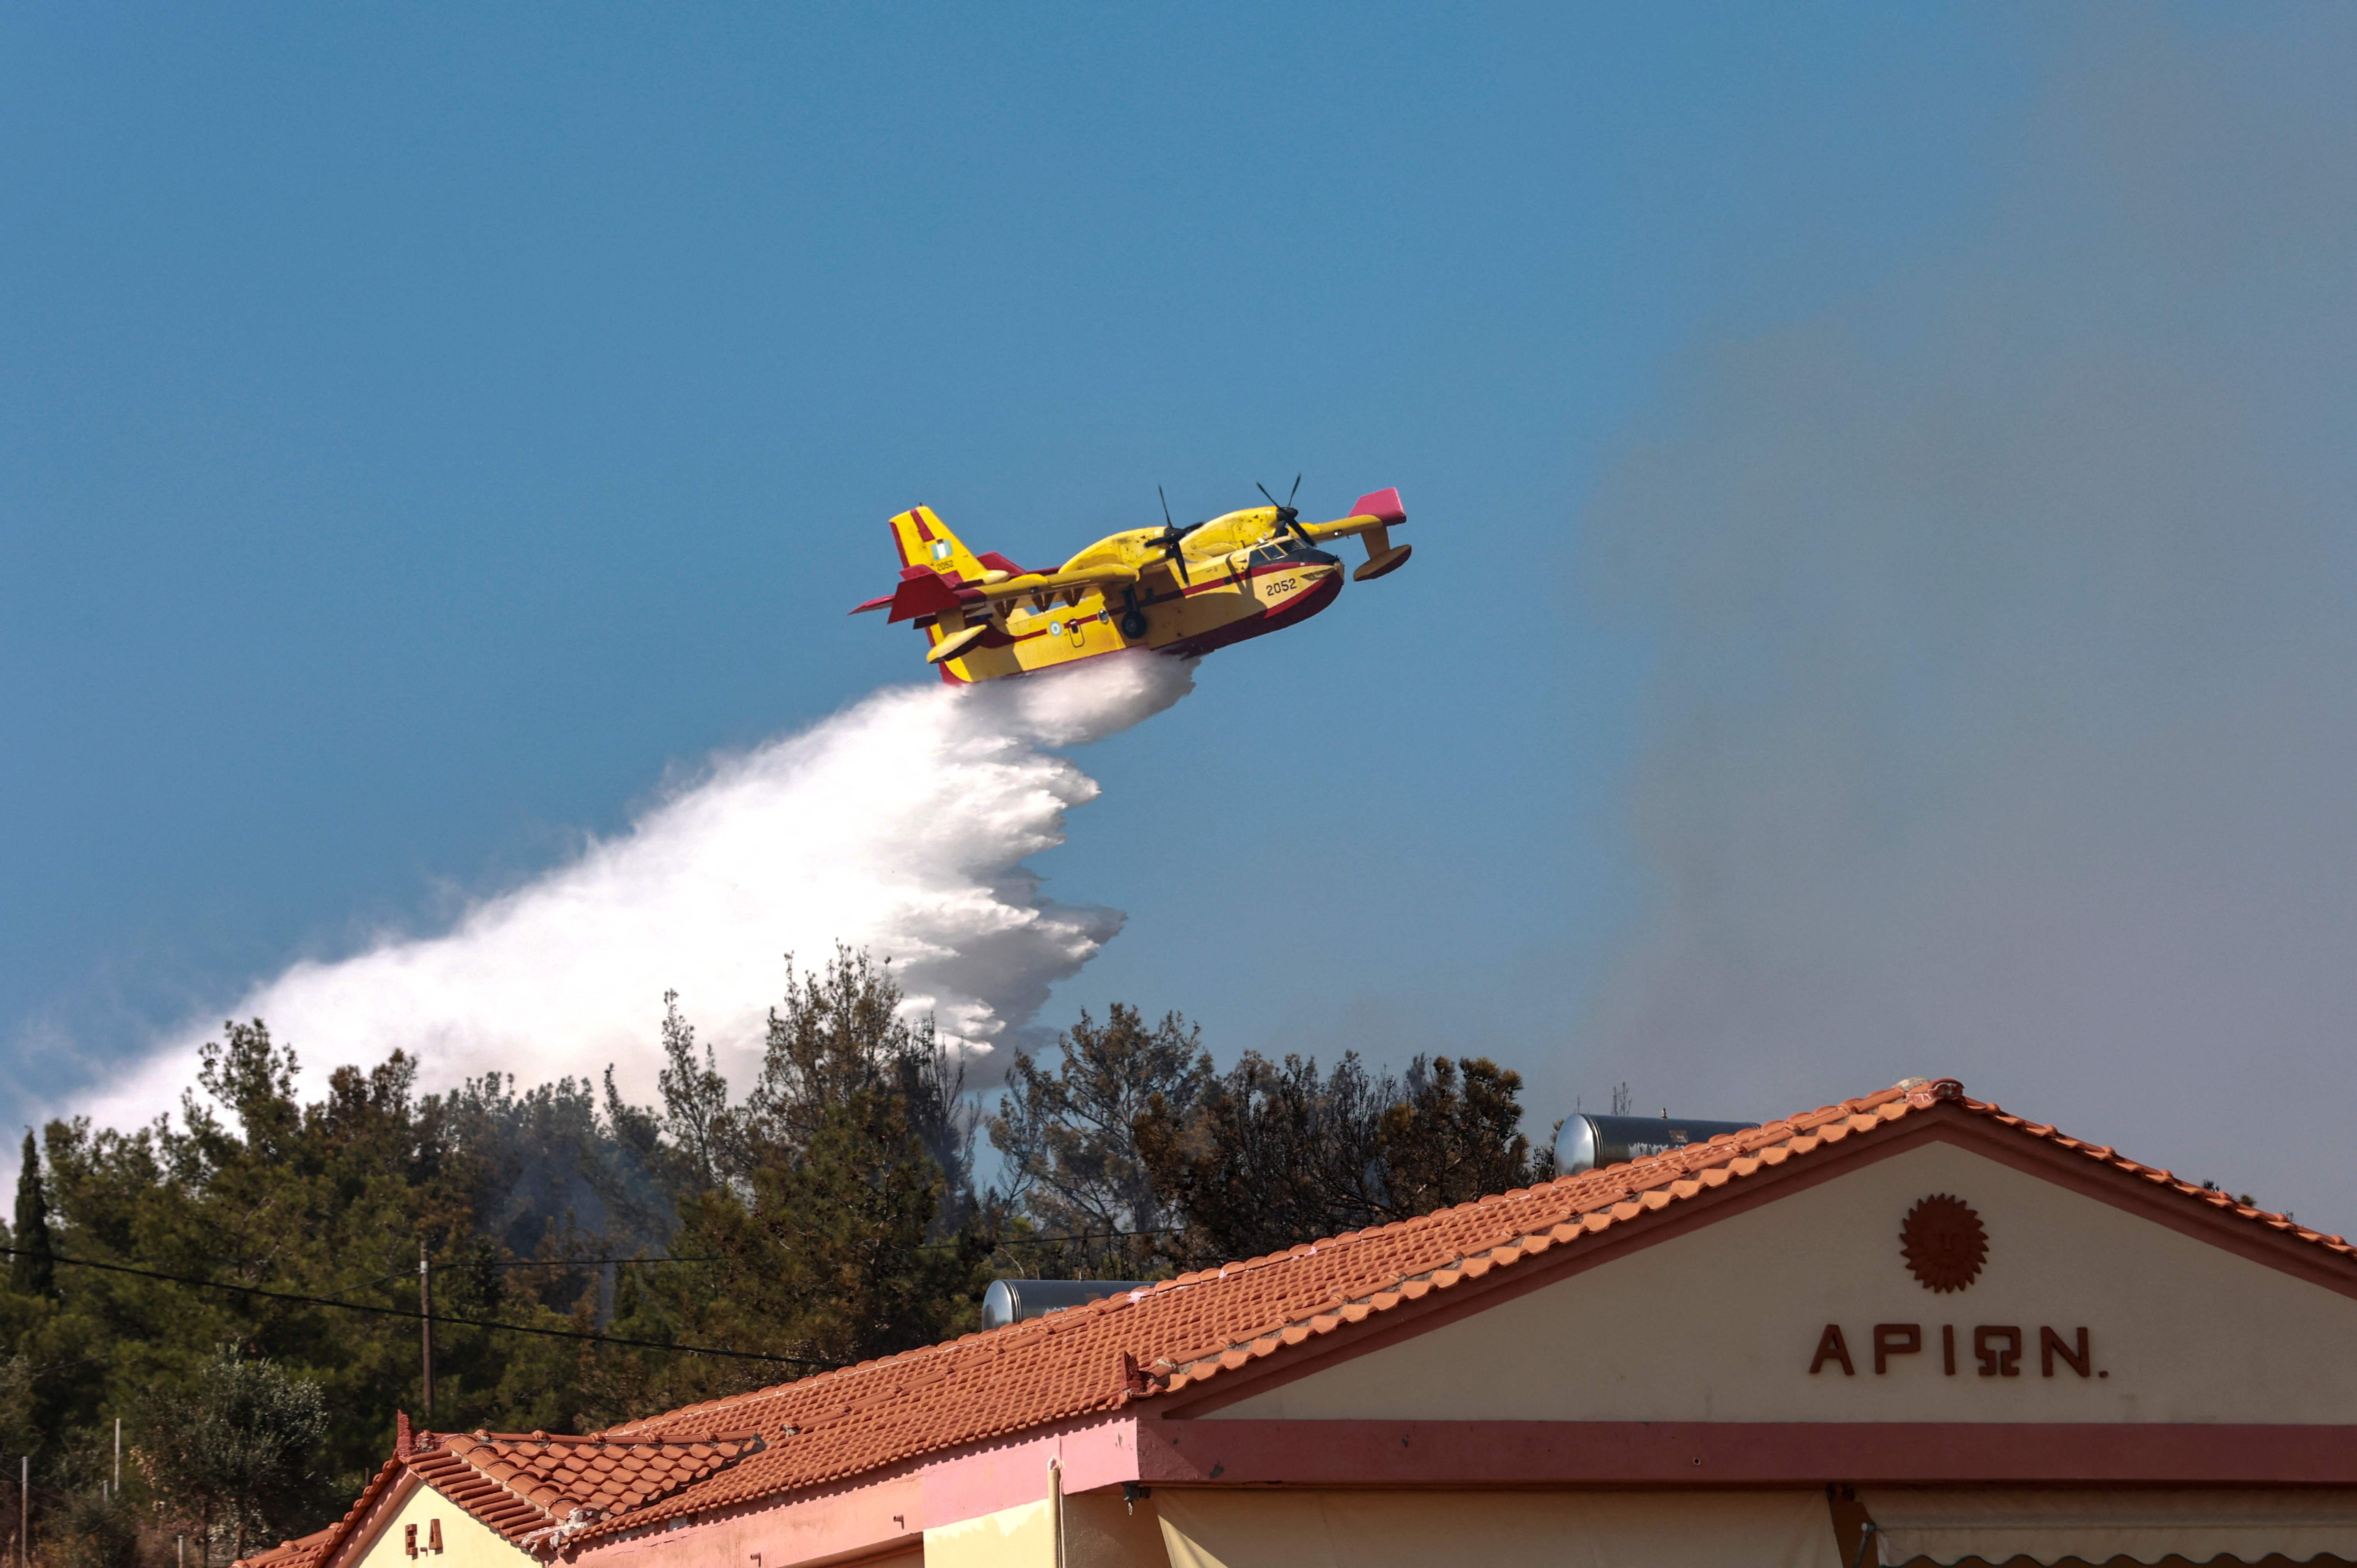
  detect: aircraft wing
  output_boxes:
[850,563,1139,621]
[966,564,1140,600]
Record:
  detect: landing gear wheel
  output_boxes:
[1120,609,1149,639]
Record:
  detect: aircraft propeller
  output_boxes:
[1150,484,1203,584]
[1256,475,1314,548]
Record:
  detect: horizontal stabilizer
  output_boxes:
[887,572,965,623]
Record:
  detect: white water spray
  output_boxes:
[76,653,1196,1130]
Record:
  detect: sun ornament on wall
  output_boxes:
[1899,1193,1988,1293]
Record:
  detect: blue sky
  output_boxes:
[9,7,2355,1218]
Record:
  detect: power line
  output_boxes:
[24,1353,108,1385]
[0,1247,829,1368]
[39,1251,731,1307]
[2,1226,1194,1367]
[920,1225,1182,1252]
[470,1255,724,1269]
[1001,1226,1180,1245]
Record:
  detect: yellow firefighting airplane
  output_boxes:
[851,481,1411,682]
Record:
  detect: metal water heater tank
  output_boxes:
[1554,1113,1759,1175]
[980,1278,1151,1331]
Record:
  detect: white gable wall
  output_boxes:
[345,1481,533,1568]
[1206,1139,2357,1425]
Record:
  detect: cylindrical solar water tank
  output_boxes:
[1554,1113,1759,1176]
[980,1278,1151,1331]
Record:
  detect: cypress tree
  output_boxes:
[10,1131,53,1296]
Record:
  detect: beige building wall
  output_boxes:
[1209,1140,2357,1425]
[347,1483,532,1568]
[1154,1489,1838,1568]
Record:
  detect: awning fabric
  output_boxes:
[1863,1488,2357,1565]
[1154,1488,1838,1568]
[923,1499,1049,1568]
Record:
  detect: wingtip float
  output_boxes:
[850,482,1413,682]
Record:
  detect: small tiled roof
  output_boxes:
[233,1455,404,1568]
[268,1078,2357,1559]
[236,1523,339,1568]
[411,1430,764,1547]
[230,1430,760,1568]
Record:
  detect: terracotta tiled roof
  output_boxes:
[410,1430,763,1548]
[233,1458,405,1568]
[286,1078,2357,1557]
[562,1077,2354,1540]
[235,1523,339,1568]
[234,1430,760,1568]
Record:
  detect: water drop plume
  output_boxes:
[76,652,1196,1131]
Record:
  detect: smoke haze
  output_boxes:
[1580,15,2357,1224]
[73,653,1196,1135]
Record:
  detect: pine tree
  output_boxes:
[1136,1052,1539,1267]
[650,952,990,1385]
[989,1004,1212,1274]
[743,1084,973,1366]
[1377,1056,1538,1213]
[1134,1051,1398,1266]
[10,1131,54,1296]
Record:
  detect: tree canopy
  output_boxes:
[1,950,1549,1568]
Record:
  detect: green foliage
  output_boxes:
[594,950,993,1417]
[989,1005,1212,1277]
[0,950,1551,1554]
[693,1084,977,1368]
[4,1021,651,1518]
[1379,1056,1541,1213]
[0,1353,34,1457]
[1133,1050,1395,1266]
[1134,1052,1541,1268]
[654,992,734,1197]
[47,1489,140,1568]
[134,1348,329,1563]
[740,948,977,1215]
[13,1131,56,1296]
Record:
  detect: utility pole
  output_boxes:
[113,1417,120,1500]
[20,1454,28,1568]
[418,1237,434,1423]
